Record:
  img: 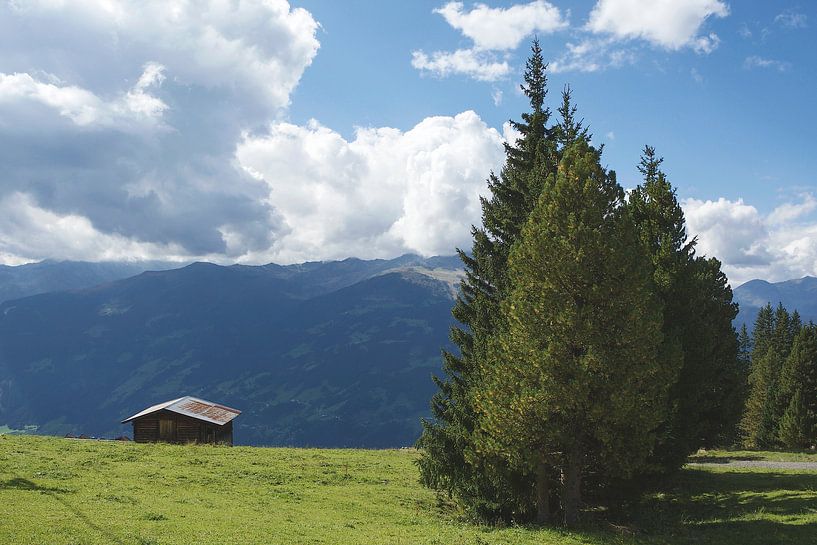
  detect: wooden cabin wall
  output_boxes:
[133,416,159,443]
[131,410,233,445]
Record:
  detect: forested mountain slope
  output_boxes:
[0,255,461,446]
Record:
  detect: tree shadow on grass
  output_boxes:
[2,477,126,545]
[0,477,71,494]
[629,469,817,545]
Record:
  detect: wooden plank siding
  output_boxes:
[131,409,233,445]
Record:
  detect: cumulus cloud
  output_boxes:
[0,64,167,128]
[586,0,729,52]
[434,1,568,51]
[683,195,817,285]
[235,112,506,263]
[0,192,190,263]
[412,1,567,81]
[0,0,319,264]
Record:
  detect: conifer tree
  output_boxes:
[626,146,739,471]
[474,138,670,526]
[778,388,811,448]
[738,324,752,375]
[741,303,802,447]
[417,39,559,521]
[777,325,817,447]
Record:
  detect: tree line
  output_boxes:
[740,304,817,449]
[416,41,744,526]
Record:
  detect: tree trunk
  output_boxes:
[561,445,582,526]
[536,455,550,524]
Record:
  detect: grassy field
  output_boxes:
[1,436,816,545]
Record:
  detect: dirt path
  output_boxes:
[688,460,817,471]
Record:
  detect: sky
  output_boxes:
[0,0,815,285]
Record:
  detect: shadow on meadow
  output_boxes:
[1,477,127,544]
[0,477,71,494]
[628,469,817,544]
[685,454,764,463]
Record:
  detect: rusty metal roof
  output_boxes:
[121,396,241,426]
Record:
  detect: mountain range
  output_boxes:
[0,255,462,446]
[732,276,817,329]
[0,260,179,304]
[0,257,814,447]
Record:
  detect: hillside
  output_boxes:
[733,276,817,329]
[0,255,462,446]
[1,435,816,545]
[0,260,179,304]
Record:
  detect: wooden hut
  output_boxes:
[122,396,240,445]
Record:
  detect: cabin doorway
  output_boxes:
[159,418,176,441]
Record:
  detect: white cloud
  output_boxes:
[549,37,637,73]
[775,9,807,29]
[744,55,791,72]
[586,0,729,52]
[0,193,190,263]
[411,49,510,81]
[6,0,319,109]
[413,1,567,81]
[606,131,615,140]
[766,194,817,225]
[491,88,503,106]
[0,0,320,263]
[235,111,506,263]
[683,195,817,285]
[0,64,167,128]
[434,1,568,51]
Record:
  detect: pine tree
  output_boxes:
[777,325,817,447]
[474,138,670,526]
[416,39,559,521]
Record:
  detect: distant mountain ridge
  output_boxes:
[733,276,817,329]
[0,254,463,447]
[0,260,181,304]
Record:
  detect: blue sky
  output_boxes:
[0,1,814,284]
[290,1,815,205]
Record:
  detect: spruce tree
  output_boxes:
[741,304,775,446]
[777,325,817,447]
[417,39,558,521]
[778,388,810,448]
[474,138,670,526]
[738,324,752,376]
[626,146,740,471]
[741,303,802,447]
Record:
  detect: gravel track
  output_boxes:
[688,460,817,470]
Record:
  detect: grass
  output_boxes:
[1,435,816,545]
[689,447,817,463]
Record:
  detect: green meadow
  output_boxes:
[1,435,816,545]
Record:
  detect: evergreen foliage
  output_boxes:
[416,38,558,522]
[474,138,670,526]
[741,304,806,448]
[776,325,817,448]
[626,146,741,473]
[420,39,748,526]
